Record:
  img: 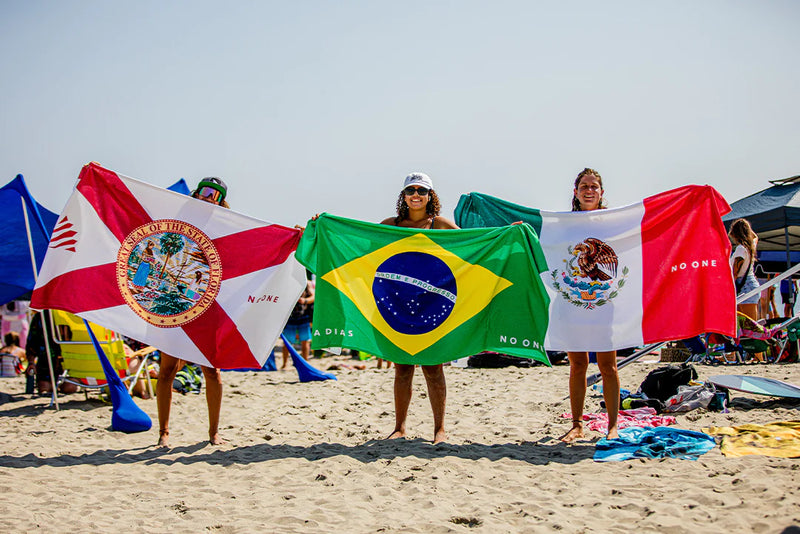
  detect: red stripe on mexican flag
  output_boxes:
[640,186,735,346]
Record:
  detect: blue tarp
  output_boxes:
[0,175,59,305]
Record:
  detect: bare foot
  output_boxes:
[209,433,224,445]
[386,429,405,440]
[606,428,619,440]
[559,425,585,443]
[432,429,447,445]
[157,431,170,448]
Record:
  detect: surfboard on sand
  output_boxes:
[707,375,800,399]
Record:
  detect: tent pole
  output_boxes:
[21,196,39,284]
[20,195,59,410]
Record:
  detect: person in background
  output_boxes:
[2,300,30,349]
[0,331,26,377]
[780,278,795,318]
[729,218,764,362]
[281,279,315,368]
[560,168,620,444]
[26,311,78,395]
[756,266,777,321]
[729,218,760,321]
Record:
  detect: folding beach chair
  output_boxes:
[693,333,743,365]
[696,312,792,364]
[681,312,779,365]
[49,310,151,398]
[767,315,800,363]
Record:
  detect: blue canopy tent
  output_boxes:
[167,178,191,195]
[0,174,60,407]
[723,175,800,272]
[0,175,59,306]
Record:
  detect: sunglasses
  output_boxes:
[403,186,430,196]
[197,186,223,203]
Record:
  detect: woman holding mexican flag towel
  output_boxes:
[380,172,459,445]
[560,168,621,443]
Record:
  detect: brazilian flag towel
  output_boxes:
[295,214,551,366]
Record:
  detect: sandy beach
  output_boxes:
[1,353,799,533]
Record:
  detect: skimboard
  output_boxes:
[707,375,800,399]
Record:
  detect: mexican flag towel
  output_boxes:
[454,185,735,352]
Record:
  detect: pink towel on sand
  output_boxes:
[562,407,677,433]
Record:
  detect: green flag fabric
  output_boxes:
[454,192,543,232]
[295,213,551,366]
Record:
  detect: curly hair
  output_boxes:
[728,218,757,259]
[571,168,606,211]
[395,189,441,223]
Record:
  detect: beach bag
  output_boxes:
[467,352,536,368]
[662,384,715,413]
[638,363,698,401]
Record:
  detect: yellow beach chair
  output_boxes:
[49,310,151,397]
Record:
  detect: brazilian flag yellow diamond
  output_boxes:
[321,233,513,356]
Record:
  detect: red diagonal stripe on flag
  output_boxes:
[181,301,257,368]
[30,263,124,311]
[214,225,301,280]
[77,163,151,243]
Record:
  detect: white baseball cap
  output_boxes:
[403,172,433,190]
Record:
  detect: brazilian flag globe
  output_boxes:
[295,214,551,366]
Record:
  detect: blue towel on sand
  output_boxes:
[594,427,716,462]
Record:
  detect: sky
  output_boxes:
[1,1,798,228]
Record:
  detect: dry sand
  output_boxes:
[1,354,799,533]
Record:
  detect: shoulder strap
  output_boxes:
[736,255,752,292]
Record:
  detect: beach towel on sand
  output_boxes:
[594,427,716,462]
[562,407,676,434]
[703,421,800,458]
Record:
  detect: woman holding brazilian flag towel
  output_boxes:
[296,172,552,444]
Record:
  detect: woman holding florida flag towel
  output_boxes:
[560,168,621,444]
[380,172,459,445]
[157,177,230,448]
